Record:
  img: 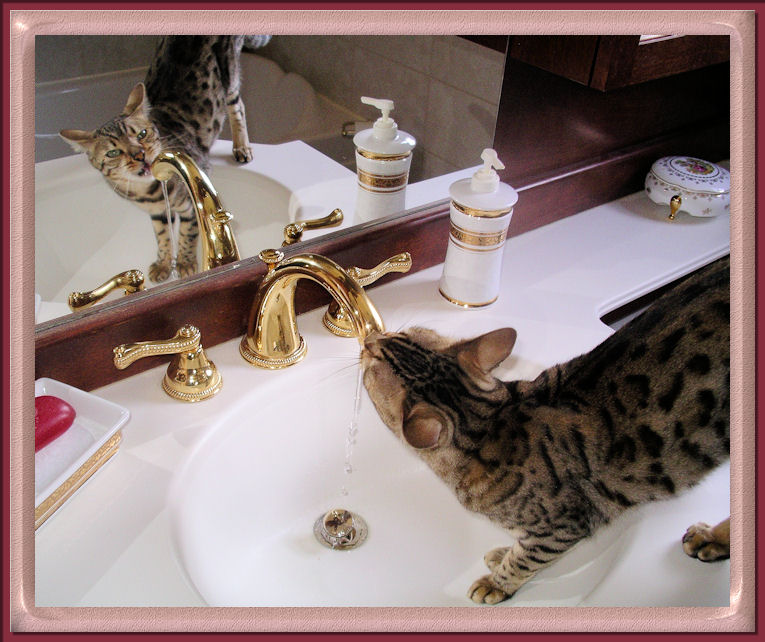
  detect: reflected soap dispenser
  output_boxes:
[353,96,416,222]
[439,149,518,308]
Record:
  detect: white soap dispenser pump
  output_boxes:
[439,148,519,308]
[353,96,416,221]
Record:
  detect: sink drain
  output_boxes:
[313,508,368,550]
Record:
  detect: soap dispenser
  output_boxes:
[439,149,518,308]
[353,96,416,221]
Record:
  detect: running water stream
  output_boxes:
[312,364,370,550]
[161,181,181,281]
[339,365,365,497]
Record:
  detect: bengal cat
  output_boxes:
[362,256,730,604]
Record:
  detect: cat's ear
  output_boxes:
[402,403,446,449]
[457,327,517,382]
[122,83,149,117]
[59,129,96,153]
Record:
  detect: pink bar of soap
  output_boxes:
[35,395,76,452]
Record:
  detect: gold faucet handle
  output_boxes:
[282,208,344,246]
[323,252,412,337]
[68,269,145,312]
[113,324,222,402]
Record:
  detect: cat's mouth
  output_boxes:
[136,163,152,177]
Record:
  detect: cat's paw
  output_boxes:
[149,260,173,283]
[682,522,730,561]
[233,144,252,163]
[484,547,510,572]
[467,575,511,605]
[175,259,197,278]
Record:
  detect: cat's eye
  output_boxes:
[136,129,147,141]
[106,149,122,158]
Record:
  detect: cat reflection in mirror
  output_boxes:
[361,257,730,604]
[60,36,269,282]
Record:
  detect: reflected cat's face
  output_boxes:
[60,83,162,186]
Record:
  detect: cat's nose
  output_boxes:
[132,150,145,161]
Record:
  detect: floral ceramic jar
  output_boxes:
[645,156,730,220]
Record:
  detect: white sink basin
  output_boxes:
[169,347,642,607]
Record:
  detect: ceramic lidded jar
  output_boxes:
[439,149,518,308]
[644,156,730,220]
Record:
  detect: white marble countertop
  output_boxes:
[34,180,731,614]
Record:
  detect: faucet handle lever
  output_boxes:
[323,252,412,337]
[113,324,222,402]
[282,208,344,246]
[68,269,145,311]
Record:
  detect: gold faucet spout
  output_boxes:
[240,249,385,369]
[151,151,240,271]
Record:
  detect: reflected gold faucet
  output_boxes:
[68,269,145,311]
[239,249,385,369]
[151,151,240,271]
[282,208,344,246]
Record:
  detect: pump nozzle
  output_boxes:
[360,96,398,141]
[361,96,395,122]
[470,148,505,193]
[480,148,504,173]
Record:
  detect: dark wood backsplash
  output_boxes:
[35,39,730,391]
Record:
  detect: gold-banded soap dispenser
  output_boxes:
[353,96,416,222]
[439,149,518,309]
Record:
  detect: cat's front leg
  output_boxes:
[226,96,252,163]
[149,217,174,283]
[468,542,530,604]
[174,216,199,277]
[469,535,580,604]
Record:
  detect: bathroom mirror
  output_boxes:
[34,34,507,324]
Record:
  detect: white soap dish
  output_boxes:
[35,378,130,530]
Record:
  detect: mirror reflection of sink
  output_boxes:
[169,352,640,607]
[34,138,354,320]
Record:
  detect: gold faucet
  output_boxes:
[68,269,145,311]
[151,151,241,271]
[323,252,411,337]
[282,208,344,246]
[113,324,222,401]
[239,249,385,369]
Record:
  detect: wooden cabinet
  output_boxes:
[509,35,730,91]
[493,35,729,238]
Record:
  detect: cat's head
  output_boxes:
[361,326,517,452]
[60,83,162,183]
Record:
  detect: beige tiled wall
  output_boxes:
[261,36,506,182]
[35,36,160,82]
[35,35,506,182]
